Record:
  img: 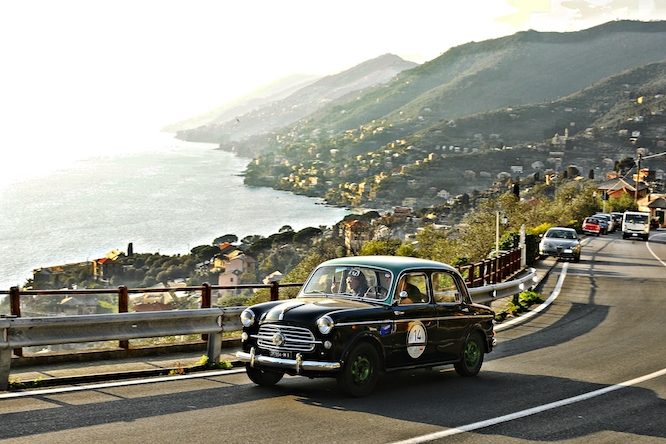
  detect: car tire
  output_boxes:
[338,342,380,397]
[454,332,484,377]
[245,364,284,387]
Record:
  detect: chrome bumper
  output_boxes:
[236,347,341,373]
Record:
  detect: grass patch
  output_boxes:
[495,290,544,322]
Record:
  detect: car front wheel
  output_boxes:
[454,332,484,377]
[338,342,380,397]
[246,364,284,386]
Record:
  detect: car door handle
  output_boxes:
[394,310,405,316]
[461,307,470,313]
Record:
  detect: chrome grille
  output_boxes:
[254,324,318,352]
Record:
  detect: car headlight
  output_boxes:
[316,315,334,335]
[240,308,255,327]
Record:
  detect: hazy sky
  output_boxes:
[1,0,665,166]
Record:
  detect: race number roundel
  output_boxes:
[406,321,427,359]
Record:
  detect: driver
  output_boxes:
[345,269,369,296]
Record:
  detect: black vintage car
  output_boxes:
[236,256,496,396]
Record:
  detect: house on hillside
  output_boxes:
[217,250,256,287]
[339,219,372,256]
[58,295,98,315]
[263,271,284,285]
[597,177,649,200]
[637,194,666,227]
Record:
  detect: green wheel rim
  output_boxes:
[351,355,372,384]
[464,340,481,368]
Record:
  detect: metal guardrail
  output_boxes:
[0,307,244,390]
[0,266,538,390]
[468,268,537,304]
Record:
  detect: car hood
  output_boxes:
[262,297,379,324]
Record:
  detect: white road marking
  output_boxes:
[390,367,666,444]
[646,232,666,267]
[495,262,568,332]
[0,368,246,399]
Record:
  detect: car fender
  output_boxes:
[463,322,493,353]
[339,330,386,370]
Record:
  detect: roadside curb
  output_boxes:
[493,257,560,331]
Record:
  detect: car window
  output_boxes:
[302,265,391,300]
[395,272,429,304]
[432,272,461,303]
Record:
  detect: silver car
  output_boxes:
[593,213,615,233]
[539,227,581,262]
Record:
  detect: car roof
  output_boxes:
[546,227,576,232]
[318,255,457,275]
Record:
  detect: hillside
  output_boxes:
[244,57,666,208]
[163,74,320,134]
[175,54,416,143]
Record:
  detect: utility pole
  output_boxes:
[634,154,642,209]
[633,150,666,210]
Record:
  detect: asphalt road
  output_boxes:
[1,232,665,443]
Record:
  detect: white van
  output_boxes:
[622,211,650,241]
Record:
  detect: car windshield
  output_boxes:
[585,218,599,224]
[300,265,393,301]
[626,214,648,223]
[546,229,577,239]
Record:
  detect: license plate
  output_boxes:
[631,233,638,237]
[269,350,292,359]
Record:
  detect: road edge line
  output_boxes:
[390,367,666,444]
[495,262,568,332]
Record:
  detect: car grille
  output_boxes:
[255,324,317,352]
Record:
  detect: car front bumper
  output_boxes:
[540,247,579,258]
[236,347,341,373]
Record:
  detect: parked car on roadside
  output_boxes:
[582,217,602,236]
[538,227,581,262]
[593,213,615,233]
[236,256,496,396]
[610,212,624,226]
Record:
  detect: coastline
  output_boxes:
[0,136,350,289]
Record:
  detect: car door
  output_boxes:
[431,271,472,361]
[383,271,438,368]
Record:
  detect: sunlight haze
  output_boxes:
[1,0,665,171]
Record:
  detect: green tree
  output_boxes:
[359,239,402,256]
[213,234,238,245]
[190,245,219,262]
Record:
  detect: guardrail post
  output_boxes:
[9,287,22,357]
[118,286,129,350]
[9,287,20,318]
[478,262,485,287]
[270,282,279,301]
[1,318,10,390]
[0,347,9,391]
[206,315,222,364]
[201,283,212,341]
[201,283,212,308]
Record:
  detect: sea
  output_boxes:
[0,132,349,290]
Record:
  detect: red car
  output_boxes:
[582,217,601,236]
